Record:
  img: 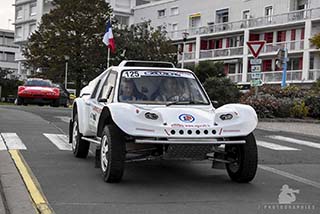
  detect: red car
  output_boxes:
[17,79,60,107]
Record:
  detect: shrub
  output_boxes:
[194,61,225,83]
[304,95,320,119]
[203,77,240,107]
[289,101,309,118]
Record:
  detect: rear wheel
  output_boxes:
[52,99,60,107]
[225,133,258,183]
[17,97,23,105]
[71,114,90,158]
[100,124,126,183]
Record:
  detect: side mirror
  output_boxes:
[80,93,90,98]
[98,98,108,102]
[211,100,219,107]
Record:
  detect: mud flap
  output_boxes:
[68,119,73,144]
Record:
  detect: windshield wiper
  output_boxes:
[166,100,207,106]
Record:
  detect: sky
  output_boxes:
[0,0,15,30]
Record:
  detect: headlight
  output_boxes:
[220,114,233,120]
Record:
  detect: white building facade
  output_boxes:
[0,29,19,79]
[133,0,320,84]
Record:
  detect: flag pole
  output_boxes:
[107,47,110,68]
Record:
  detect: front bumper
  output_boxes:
[135,138,245,144]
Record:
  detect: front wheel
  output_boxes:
[100,124,126,183]
[225,133,258,183]
[71,114,90,158]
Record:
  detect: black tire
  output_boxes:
[225,133,258,183]
[100,124,126,183]
[71,114,90,158]
[17,97,23,105]
[52,99,60,107]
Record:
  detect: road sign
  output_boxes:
[247,41,266,58]
[250,79,263,87]
[251,72,262,79]
[251,65,261,72]
[250,59,262,65]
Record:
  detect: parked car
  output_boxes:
[69,60,258,183]
[17,78,60,107]
[53,83,70,107]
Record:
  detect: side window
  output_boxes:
[90,79,101,98]
[98,72,117,103]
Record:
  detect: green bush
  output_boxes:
[203,77,240,107]
[289,101,309,118]
[194,61,225,83]
[304,95,320,119]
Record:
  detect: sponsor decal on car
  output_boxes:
[178,114,195,123]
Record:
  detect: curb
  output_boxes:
[0,151,37,214]
[259,118,320,124]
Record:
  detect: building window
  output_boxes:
[158,9,166,18]
[242,10,250,19]
[5,37,14,46]
[5,52,15,62]
[29,24,36,36]
[277,31,286,42]
[16,6,23,20]
[115,15,129,26]
[170,7,179,16]
[16,27,22,39]
[262,59,272,71]
[265,6,273,22]
[189,16,201,28]
[216,9,229,23]
[297,0,308,10]
[30,3,37,16]
[264,32,273,43]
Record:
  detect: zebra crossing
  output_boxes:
[0,132,319,152]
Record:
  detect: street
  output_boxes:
[0,105,319,214]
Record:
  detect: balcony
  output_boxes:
[260,40,304,54]
[247,70,302,83]
[200,46,243,59]
[178,52,196,61]
[308,69,320,81]
[227,73,243,83]
[168,7,320,40]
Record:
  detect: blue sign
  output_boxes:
[178,114,195,123]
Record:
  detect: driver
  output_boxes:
[154,78,188,102]
[119,79,137,101]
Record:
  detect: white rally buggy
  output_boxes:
[69,61,258,183]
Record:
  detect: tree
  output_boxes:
[24,0,112,95]
[111,21,177,65]
[310,33,320,48]
[194,61,225,83]
[203,77,240,107]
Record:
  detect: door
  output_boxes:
[88,71,117,133]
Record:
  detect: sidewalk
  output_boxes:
[0,151,37,214]
[257,121,320,138]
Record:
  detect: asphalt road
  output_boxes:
[0,105,319,214]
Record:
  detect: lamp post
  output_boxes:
[181,32,189,69]
[64,55,70,89]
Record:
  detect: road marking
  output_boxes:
[257,140,300,151]
[43,133,71,151]
[0,134,7,150]
[268,135,320,149]
[1,133,27,150]
[9,150,53,214]
[259,165,320,189]
[55,116,71,123]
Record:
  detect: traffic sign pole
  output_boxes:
[281,48,288,88]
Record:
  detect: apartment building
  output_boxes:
[133,0,320,84]
[0,29,19,79]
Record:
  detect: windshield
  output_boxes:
[118,70,209,105]
[24,79,53,87]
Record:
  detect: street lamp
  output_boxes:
[181,31,189,69]
[64,55,70,89]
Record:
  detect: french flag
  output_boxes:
[102,20,115,53]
